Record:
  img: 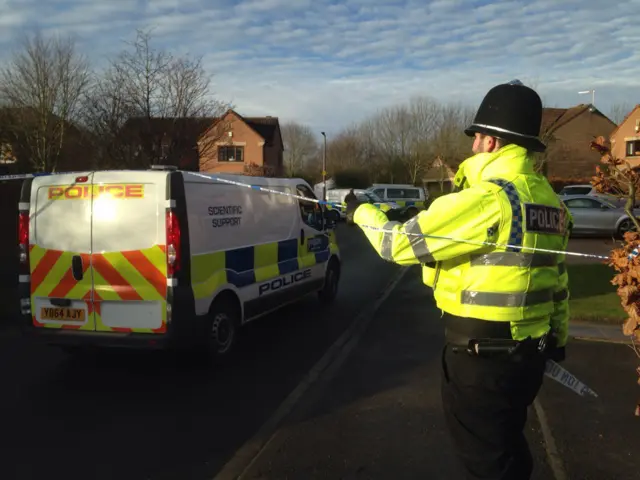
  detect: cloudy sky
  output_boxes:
[1,0,638,136]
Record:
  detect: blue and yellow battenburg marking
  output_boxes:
[190,234,337,299]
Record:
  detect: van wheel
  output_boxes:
[207,296,240,358]
[318,259,340,304]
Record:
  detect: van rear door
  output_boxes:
[29,173,96,332]
[90,172,168,334]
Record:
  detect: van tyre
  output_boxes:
[207,295,240,359]
[318,258,340,304]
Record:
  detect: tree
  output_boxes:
[281,121,318,176]
[609,102,636,125]
[589,136,640,415]
[0,32,91,172]
[83,28,229,169]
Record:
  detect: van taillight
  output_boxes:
[166,210,181,277]
[18,211,29,264]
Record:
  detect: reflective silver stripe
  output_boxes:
[553,288,569,302]
[558,262,566,275]
[461,288,554,307]
[469,252,557,268]
[380,221,401,261]
[406,216,434,263]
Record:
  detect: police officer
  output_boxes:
[344,188,359,224]
[353,81,571,480]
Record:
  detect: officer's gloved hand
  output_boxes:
[353,203,378,224]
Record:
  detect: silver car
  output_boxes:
[561,194,640,237]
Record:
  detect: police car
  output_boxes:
[18,167,341,358]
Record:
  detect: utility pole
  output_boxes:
[321,131,327,201]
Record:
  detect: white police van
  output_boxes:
[18,167,341,358]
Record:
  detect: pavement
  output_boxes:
[0,224,401,480]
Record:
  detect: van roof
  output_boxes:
[28,169,309,188]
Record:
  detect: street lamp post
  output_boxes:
[321,131,327,201]
[578,89,595,106]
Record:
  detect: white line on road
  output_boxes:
[213,265,410,480]
[533,398,568,480]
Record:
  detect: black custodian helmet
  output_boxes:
[464,79,546,153]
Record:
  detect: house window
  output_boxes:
[218,146,244,162]
[626,140,640,157]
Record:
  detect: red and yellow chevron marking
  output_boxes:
[29,244,167,334]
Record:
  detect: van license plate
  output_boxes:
[41,307,86,322]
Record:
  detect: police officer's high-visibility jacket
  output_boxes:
[354,144,572,346]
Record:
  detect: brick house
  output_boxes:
[120,109,284,176]
[610,104,640,167]
[198,109,284,176]
[117,117,213,170]
[540,104,617,178]
[0,107,94,174]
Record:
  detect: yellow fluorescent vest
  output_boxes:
[354,144,572,346]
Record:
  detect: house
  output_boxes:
[422,156,456,197]
[117,116,213,170]
[609,104,640,168]
[119,109,284,176]
[539,104,617,178]
[0,107,93,174]
[198,109,284,176]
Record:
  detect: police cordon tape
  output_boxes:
[184,171,611,261]
[3,169,601,397]
[1,170,611,260]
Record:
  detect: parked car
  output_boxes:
[558,183,634,208]
[561,194,640,237]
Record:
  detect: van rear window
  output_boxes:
[33,185,92,253]
[92,183,159,252]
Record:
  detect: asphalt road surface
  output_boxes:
[234,267,554,480]
[0,224,400,480]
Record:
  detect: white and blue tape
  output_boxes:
[1,169,612,260]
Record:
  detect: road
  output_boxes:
[0,234,626,479]
[0,224,400,480]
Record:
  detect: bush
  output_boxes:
[333,169,370,189]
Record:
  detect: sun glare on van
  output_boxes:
[93,196,117,221]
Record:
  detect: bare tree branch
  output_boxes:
[0,32,91,172]
[83,28,229,169]
[281,121,318,177]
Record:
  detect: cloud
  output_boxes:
[0,0,638,135]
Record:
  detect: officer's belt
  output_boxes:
[444,313,513,346]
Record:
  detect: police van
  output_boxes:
[367,184,428,217]
[17,167,341,357]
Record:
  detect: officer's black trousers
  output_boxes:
[440,342,547,480]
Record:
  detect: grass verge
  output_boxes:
[568,263,626,324]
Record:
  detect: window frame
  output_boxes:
[218,145,244,162]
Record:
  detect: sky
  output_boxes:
[0,0,639,137]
